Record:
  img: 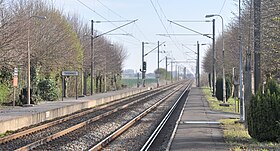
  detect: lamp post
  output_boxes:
[201,17,216,97]
[90,20,101,95]
[212,19,216,97]
[206,14,226,103]
[90,20,94,95]
[239,0,245,121]
[26,15,46,106]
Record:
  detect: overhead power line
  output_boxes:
[155,0,187,57]
[156,0,168,20]
[150,0,185,58]
[76,0,110,23]
[96,0,125,19]
[219,0,227,14]
[75,0,140,42]
[168,20,213,39]
[94,20,138,39]
[95,0,151,43]
[182,44,197,54]
[157,33,211,36]
[172,20,211,23]
[150,0,169,37]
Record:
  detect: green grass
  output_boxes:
[202,87,280,150]
[0,130,13,138]
[201,87,237,113]
[221,119,280,151]
[121,78,157,88]
[0,84,10,104]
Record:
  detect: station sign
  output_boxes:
[61,71,79,101]
[14,67,18,76]
[13,76,18,87]
[13,67,18,87]
[62,71,78,76]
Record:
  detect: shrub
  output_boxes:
[216,77,223,101]
[216,77,232,101]
[225,77,232,100]
[0,84,9,104]
[38,78,58,101]
[247,79,280,142]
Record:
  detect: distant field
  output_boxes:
[121,78,157,88]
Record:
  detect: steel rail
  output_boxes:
[12,84,179,151]
[0,94,137,143]
[88,82,188,151]
[0,85,169,144]
[166,86,191,150]
[140,81,192,151]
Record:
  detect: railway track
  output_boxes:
[101,80,192,151]
[0,81,184,151]
[0,83,167,144]
[140,81,191,151]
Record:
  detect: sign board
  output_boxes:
[13,76,18,87]
[14,67,18,76]
[156,73,160,78]
[62,71,78,76]
[61,71,78,101]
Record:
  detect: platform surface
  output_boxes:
[0,87,141,121]
[0,83,159,133]
[169,87,239,151]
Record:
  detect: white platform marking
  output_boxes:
[180,121,220,124]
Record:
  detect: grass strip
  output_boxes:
[221,119,280,151]
[201,87,237,113]
[201,87,280,150]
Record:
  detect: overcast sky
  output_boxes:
[52,0,238,74]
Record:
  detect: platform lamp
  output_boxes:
[206,14,226,103]
[26,15,47,106]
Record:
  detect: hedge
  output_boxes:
[247,79,280,142]
[215,77,232,101]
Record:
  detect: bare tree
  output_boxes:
[202,0,280,85]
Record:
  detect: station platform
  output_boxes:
[0,85,156,133]
[169,87,239,151]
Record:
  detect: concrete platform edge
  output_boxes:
[0,88,148,133]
